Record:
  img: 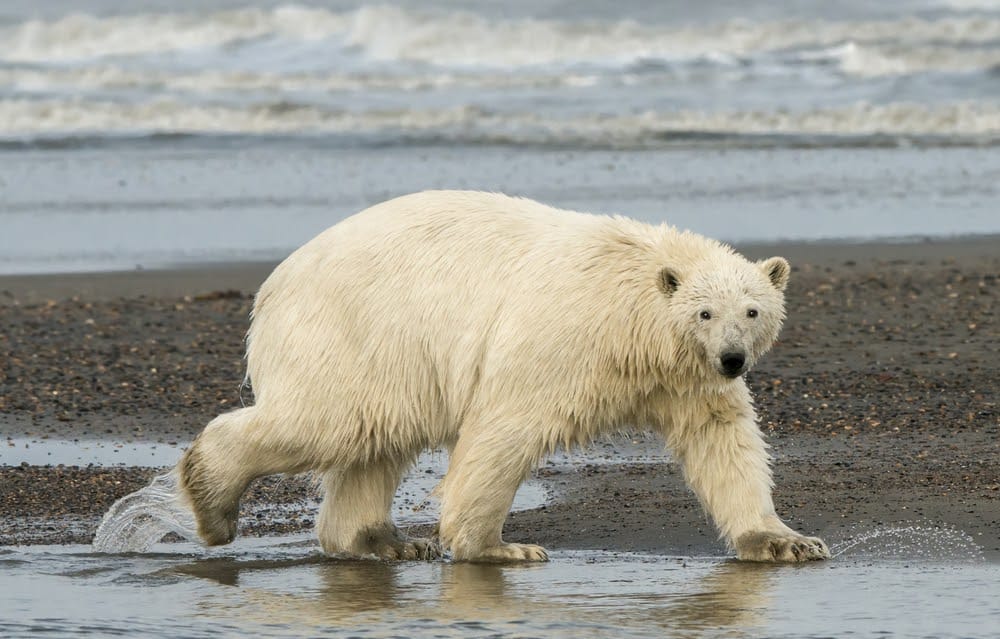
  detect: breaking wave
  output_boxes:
[2,4,999,76]
[1,6,348,63]
[2,99,997,149]
[0,66,603,94]
[2,4,997,150]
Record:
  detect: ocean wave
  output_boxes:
[2,4,999,77]
[344,5,1000,69]
[0,66,602,95]
[936,0,1000,9]
[1,6,347,63]
[1,99,996,149]
[2,47,995,102]
[803,41,1000,77]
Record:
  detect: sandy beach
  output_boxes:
[1,237,997,559]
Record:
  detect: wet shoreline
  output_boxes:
[1,237,997,559]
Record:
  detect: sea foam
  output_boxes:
[2,4,998,73]
[2,98,997,147]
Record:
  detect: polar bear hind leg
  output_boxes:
[316,460,442,560]
[181,407,442,559]
[178,406,311,546]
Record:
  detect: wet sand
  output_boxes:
[1,237,997,558]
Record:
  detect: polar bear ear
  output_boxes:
[759,256,790,291]
[658,267,680,296]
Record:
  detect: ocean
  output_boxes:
[1,0,998,273]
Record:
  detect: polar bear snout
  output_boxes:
[719,351,747,378]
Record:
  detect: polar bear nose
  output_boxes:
[720,352,746,377]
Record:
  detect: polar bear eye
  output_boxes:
[699,310,712,321]
[747,309,759,318]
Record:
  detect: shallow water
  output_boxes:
[4,437,995,636]
[2,439,549,551]
[1,433,667,468]
[2,435,663,538]
[3,437,185,466]
[3,144,999,274]
[2,533,996,639]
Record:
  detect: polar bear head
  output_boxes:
[660,255,790,379]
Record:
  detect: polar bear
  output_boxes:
[177,190,829,563]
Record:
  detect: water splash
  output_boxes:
[830,523,984,562]
[92,469,202,553]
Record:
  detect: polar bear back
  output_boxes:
[243,191,729,450]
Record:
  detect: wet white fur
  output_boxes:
[186,190,824,561]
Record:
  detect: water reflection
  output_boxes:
[5,543,998,639]
[664,562,775,633]
[170,553,781,635]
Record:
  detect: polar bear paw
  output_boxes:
[735,531,830,562]
[344,525,443,560]
[462,542,550,563]
[369,536,443,561]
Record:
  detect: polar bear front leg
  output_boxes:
[438,426,549,563]
[665,385,830,562]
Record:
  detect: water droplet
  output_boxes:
[92,469,201,553]
[830,522,984,562]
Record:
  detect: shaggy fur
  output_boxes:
[177,190,829,562]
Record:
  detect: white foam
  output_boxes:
[2,4,998,74]
[818,41,1000,77]
[2,6,348,63]
[343,6,1000,69]
[2,98,997,143]
[0,66,600,95]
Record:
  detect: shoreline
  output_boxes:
[0,235,997,561]
[2,234,998,306]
